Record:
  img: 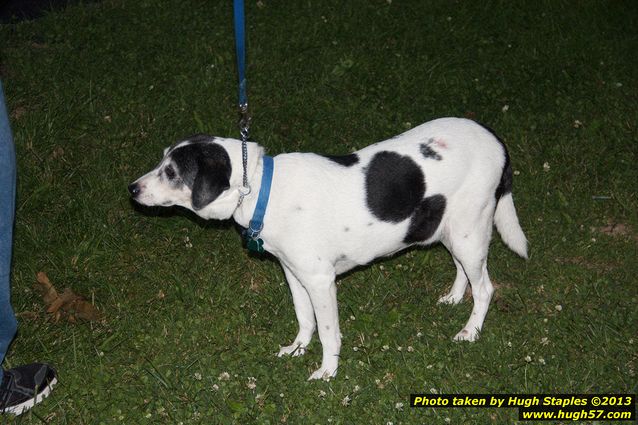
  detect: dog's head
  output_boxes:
[128,135,262,220]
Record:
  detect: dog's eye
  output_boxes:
[165,166,176,180]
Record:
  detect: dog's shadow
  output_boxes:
[129,199,279,262]
[129,199,231,230]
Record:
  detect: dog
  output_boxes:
[129,117,528,380]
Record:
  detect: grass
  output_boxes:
[1,0,637,423]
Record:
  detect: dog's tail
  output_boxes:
[494,192,528,259]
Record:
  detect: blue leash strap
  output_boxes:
[233,0,251,204]
[233,0,247,107]
[244,155,274,253]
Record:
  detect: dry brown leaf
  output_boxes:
[46,287,76,313]
[35,272,59,306]
[66,299,101,321]
[34,272,101,322]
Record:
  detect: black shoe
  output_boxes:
[0,363,57,416]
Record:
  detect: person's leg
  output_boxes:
[0,80,56,416]
[0,80,18,382]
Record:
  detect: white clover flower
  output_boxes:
[218,372,230,381]
[538,357,546,365]
[194,372,202,381]
[247,377,257,390]
[407,346,414,352]
[541,337,549,346]
[525,355,532,363]
[502,105,510,112]
[319,390,327,398]
[382,345,390,351]
[395,402,404,410]
[543,162,550,172]
[341,395,351,406]
[555,305,563,312]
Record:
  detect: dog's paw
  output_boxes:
[453,328,479,342]
[438,292,464,305]
[277,342,307,357]
[308,366,337,381]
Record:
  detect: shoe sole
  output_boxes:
[3,377,57,416]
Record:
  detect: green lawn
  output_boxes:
[1,0,636,423]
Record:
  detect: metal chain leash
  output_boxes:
[237,103,251,206]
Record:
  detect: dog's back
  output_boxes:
[262,117,522,272]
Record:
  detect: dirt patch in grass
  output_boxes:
[591,219,637,242]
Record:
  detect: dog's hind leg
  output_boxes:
[446,204,495,342]
[437,255,468,305]
[453,258,493,342]
[277,265,316,357]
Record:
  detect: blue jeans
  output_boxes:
[0,80,18,382]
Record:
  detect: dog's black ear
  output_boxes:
[191,144,232,211]
[192,158,230,210]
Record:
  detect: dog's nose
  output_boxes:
[128,183,141,197]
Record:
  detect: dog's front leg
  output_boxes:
[277,265,316,357]
[296,271,341,381]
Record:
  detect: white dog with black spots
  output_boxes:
[129,117,528,380]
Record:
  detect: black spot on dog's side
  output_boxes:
[478,123,512,200]
[403,194,446,244]
[420,139,442,161]
[172,142,231,210]
[320,153,359,167]
[365,151,425,222]
[344,227,350,232]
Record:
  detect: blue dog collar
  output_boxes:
[244,155,274,252]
